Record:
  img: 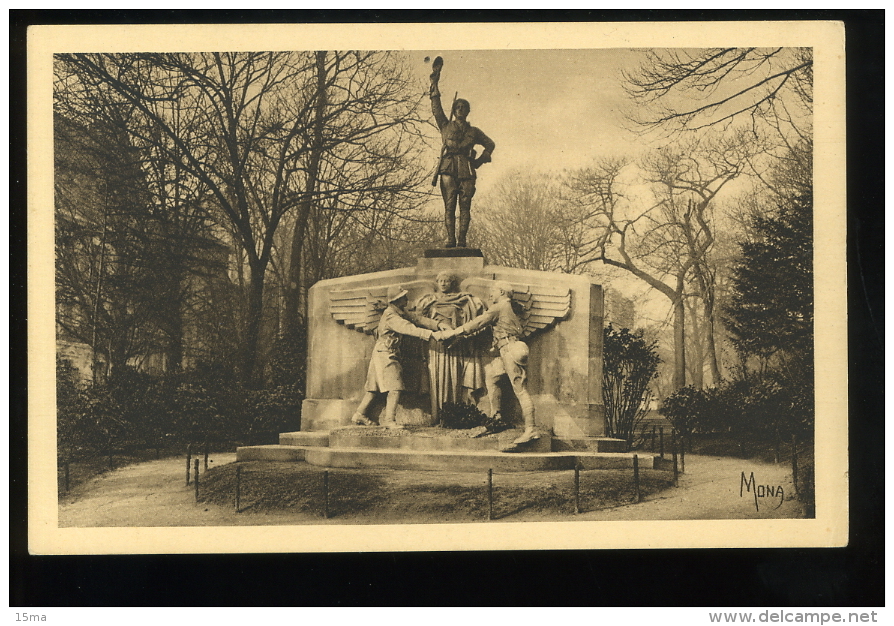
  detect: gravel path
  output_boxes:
[58,452,804,527]
[581,454,802,521]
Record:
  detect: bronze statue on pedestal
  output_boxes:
[429,56,495,248]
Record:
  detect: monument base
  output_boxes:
[236,427,644,472]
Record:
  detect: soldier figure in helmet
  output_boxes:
[441,281,539,445]
[351,285,448,429]
[429,56,495,248]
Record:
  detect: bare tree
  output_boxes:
[623,47,812,144]
[56,51,428,384]
[564,132,757,390]
[641,132,761,386]
[57,52,326,383]
[565,156,689,389]
[473,171,580,273]
[55,112,158,379]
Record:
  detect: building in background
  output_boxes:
[603,287,635,330]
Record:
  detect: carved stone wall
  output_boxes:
[301,254,605,437]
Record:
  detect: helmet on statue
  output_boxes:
[387,285,409,303]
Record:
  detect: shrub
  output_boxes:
[602,324,660,448]
[659,386,703,441]
[245,385,303,442]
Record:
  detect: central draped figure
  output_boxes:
[414,272,487,421]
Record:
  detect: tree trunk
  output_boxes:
[167,305,184,372]
[91,205,109,382]
[685,297,705,390]
[284,50,327,333]
[242,263,266,387]
[673,274,686,390]
[703,295,722,385]
[285,214,310,332]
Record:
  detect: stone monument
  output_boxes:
[235,56,651,472]
[301,55,604,441]
[300,252,606,440]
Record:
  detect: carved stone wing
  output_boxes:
[328,286,388,335]
[329,279,437,334]
[511,283,572,338]
[459,277,572,338]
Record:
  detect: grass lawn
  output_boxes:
[198,461,675,522]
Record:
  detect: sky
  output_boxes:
[400,49,646,197]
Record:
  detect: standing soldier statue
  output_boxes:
[429,56,495,248]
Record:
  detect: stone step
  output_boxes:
[327,427,552,453]
[551,437,628,453]
[279,431,330,447]
[280,428,627,454]
[236,444,657,473]
[238,444,306,462]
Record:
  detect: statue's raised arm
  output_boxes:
[428,56,495,249]
[429,56,450,131]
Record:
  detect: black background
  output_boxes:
[10,9,884,607]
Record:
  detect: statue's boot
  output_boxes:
[457,210,471,248]
[512,427,540,445]
[512,404,539,445]
[351,412,373,426]
[445,214,457,248]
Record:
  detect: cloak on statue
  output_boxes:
[413,289,488,419]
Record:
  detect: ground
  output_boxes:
[57,451,805,527]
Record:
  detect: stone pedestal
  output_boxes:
[301,252,605,438]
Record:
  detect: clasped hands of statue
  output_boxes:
[430,323,465,343]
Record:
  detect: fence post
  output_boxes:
[204,440,209,472]
[651,426,656,452]
[235,465,242,513]
[633,454,641,503]
[791,434,799,496]
[672,440,679,487]
[186,445,192,486]
[108,448,114,471]
[680,436,686,473]
[194,458,200,502]
[323,470,329,519]
[156,446,161,460]
[573,462,580,515]
[64,461,70,493]
[659,427,665,459]
[487,469,493,521]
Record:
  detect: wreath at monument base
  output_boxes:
[439,402,511,435]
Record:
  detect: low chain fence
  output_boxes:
[57,439,246,495]
[188,452,683,521]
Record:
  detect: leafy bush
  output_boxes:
[602,324,660,448]
[659,386,704,441]
[245,385,303,442]
[662,369,814,474]
[56,359,305,459]
[270,325,307,389]
[57,372,125,461]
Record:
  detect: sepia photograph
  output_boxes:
[27,21,848,554]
